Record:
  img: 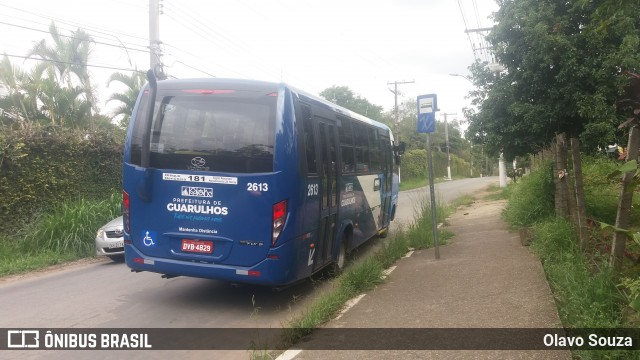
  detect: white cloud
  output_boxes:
[0,0,497,119]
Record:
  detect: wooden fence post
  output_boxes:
[571,138,589,250]
[611,126,640,271]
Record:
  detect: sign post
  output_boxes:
[417,94,440,259]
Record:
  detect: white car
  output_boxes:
[95,216,124,261]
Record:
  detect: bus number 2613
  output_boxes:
[307,184,318,196]
[247,183,269,192]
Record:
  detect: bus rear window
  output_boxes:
[130,91,277,173]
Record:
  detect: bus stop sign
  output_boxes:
[417,94,437,133]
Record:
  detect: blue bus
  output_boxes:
[123,75,402,286]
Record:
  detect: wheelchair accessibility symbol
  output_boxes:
[142,230,157,247]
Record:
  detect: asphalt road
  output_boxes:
[0,176,498,360]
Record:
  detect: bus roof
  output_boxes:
[148,78,393,136]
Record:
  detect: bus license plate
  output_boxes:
[181,239,213,254]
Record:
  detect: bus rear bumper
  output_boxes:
[124,243,297,286]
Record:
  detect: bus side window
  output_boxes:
[300,105,317,175]
[339,117,355,173]
[353,121,370,173]
[369,127,381,172]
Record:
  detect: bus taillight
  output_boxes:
[272,200,288,246]
[123,190,131,233]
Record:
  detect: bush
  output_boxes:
[0,128,123,233]
[401,149,471,180]
[22,192,122,255]
[581,156,621,224]
[503,160,555,227]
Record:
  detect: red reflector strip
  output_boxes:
[133,257,144,264]
[236,270,261,276]
[267,254,279,260]
[182,89,235,95]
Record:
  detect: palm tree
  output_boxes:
[106,71,146,128]
[0,55,39,126]
[29,22,96,127]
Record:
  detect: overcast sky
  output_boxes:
[0,0,498,124]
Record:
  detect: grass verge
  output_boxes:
[274,200,453,354]
[529,218,635,359]
[0,192,121,277]
[502,160,638,359]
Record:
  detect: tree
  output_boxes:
[0,55,38,126]
[107,71,146,128]
[29,22,97,127]
[319,86,386,123]
[466,0,640,160]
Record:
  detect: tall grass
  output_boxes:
[503,160,637,359]
[21,192,121,255]
[581,156,621,224]
[531,218,622,328]
[503,160,554,227]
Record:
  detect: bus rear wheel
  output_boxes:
[331,236,347,275]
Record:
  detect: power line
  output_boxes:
[2,53,142,72]
[0,20,150,54]
[457,0,477,62]
[162,3,281,80]
[0,12,151,54]
[166,60,216,78]
[0,2,150,45]
[163,43,247,78]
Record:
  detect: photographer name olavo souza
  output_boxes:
[543,333,635,348]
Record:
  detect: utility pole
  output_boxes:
[149,0,166,79]
[442,112,457,180]
[388,80,414,183]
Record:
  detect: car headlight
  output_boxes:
[97,229,105,238]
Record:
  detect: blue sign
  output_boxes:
[417,94,437,133]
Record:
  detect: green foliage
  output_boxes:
[107,71,146,128]
[319,86,385,123]
[400,149,472,180]
[531,218,623,328]
[620,277,640,312]
[22,192,121,254]
[582,156,622,224]
[530,217,635,359]
[317,87,475,174]
[503,161,555,227]
[0,128,123,233]
[466,0,640,159]
[0,193,120,276]
[0,128,27,169]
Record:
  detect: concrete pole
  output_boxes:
[499,152,507,187]
[149,0,165,79]
[444,113,451,180]
[387,80,414,184]
[442,112,456,180]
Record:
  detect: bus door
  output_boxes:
[315,118,339,270]
[380,133,392,226]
